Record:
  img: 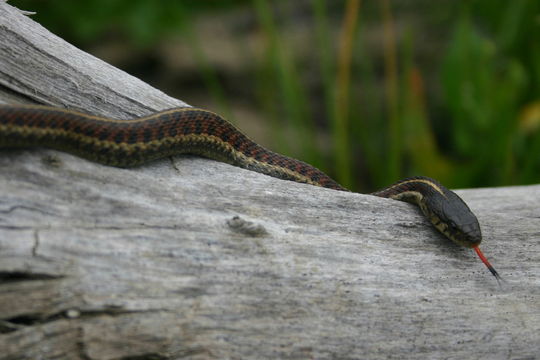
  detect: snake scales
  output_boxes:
[0,104,500,280]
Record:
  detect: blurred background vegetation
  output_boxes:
[9,0,540,192]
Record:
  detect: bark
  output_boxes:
[1,2,539,359]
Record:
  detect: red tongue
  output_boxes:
[474,246,501,283]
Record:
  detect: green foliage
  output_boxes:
[440,0,539,186]
[11,0,249,45]
[253,0,321,168]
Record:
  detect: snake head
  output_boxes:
[375,177,483,248]
[423,188,482,248]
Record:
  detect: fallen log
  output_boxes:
[1,2,539,359]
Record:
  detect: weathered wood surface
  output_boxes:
[1,2,539,359]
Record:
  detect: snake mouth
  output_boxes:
[447,231,481,248]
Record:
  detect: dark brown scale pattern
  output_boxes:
[0,105,345,190]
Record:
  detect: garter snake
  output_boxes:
[0,104,500,281]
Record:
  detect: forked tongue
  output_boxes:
[474,246,502,285]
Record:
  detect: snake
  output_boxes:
[0,104,500,281]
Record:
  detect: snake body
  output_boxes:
[0,104,500,280]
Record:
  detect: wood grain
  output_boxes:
[1,2,539,359]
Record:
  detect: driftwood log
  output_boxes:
[0,2,539,359]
